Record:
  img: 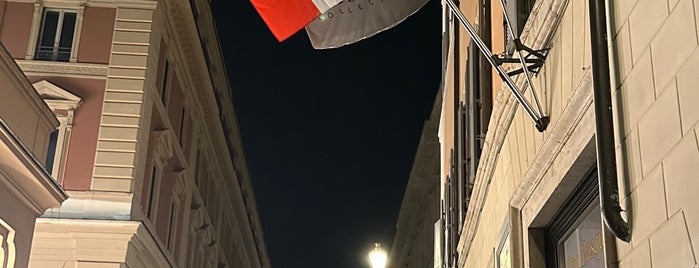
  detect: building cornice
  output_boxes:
[16,60,109,79]
[3,0,157,9]
[162,1,270,266]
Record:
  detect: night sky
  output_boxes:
[211,1,442,267]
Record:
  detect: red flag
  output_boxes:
[250,0,342,41]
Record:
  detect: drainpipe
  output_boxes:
[588,0,631,242]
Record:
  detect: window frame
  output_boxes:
[545,168,601,268]
[503,0,537,54]
[27,4,84,62]
[496,218,512,268]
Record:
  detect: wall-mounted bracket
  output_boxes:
[444,0,551,132]
[492,39,550,76]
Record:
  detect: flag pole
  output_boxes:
[444,0,550,132]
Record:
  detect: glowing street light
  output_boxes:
[368,243,387,268]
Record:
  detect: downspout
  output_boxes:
[587,0,631,242]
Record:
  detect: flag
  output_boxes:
[304,0,429,49]
[250,0,343,41]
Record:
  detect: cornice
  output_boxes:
[16,60,109,79]
[0,119,68,215]
[3,0,157,9]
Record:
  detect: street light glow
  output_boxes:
[369,243,387,268]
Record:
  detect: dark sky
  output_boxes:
[211,1,442,267]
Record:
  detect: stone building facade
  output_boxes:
[0,43,67,268]
[435,0,699,267]
[388,93,441,268]
[0,0,270,267]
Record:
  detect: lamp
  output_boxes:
[368,243,387,268]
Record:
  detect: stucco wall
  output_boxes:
[0,74,48,162]
[77,7,116,64]
[0,2,33,59]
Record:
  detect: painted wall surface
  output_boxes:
[27,76,106,191]
[0,186,38,268]
[0,2,33,59]
[78,7,116,64]
[0,68,55,163]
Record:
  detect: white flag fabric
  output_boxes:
[304,0,429,49]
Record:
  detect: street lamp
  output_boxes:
[368,243,387,268]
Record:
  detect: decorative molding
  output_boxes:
[16,60,109,78]
[33,80,82,103]
[0,219,17,268]
[42,191,133,220]
[4,0,157,9]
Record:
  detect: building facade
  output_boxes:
[0,44,67,268]
[0,0,270,267]
[388,93,441,268]
[435,0,699,267]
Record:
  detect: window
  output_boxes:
[189,0,199,22]
[45,129,59,173]
[35,9,77,62]
[167,201,177,249]
[546,169,604,268]
[147,166,159,218]
[504,0,537,54]
[179,106,186,145]
[33,80,81,183]
[161,60,170,105]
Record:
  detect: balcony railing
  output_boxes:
[35,46,71,62]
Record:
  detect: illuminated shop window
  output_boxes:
[546,169,604,268]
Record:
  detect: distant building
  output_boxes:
[388,92,441,268]
[0,0,270,267]
[436,0,699,267]
[0,44,67,268]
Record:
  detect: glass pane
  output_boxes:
[59,12,76,48]
[560,205,604,268]
[498,235,511,268]
[39,11,59,47]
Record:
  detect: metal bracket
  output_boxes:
[445,0,551,132]
[492,39,550,76]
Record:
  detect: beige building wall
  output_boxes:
[439,0,699,266]
[612,0,699,266]
[0,0,270,267]
[389,93,441,268]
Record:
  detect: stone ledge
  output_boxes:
[16,60,109,78]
